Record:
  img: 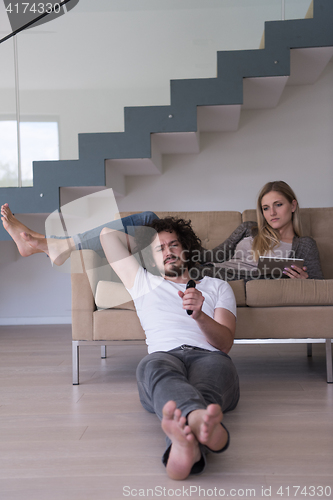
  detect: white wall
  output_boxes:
[117,62,333,213]
[0,214,72,325]
[0,247,72,325]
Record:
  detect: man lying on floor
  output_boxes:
[100,216,240,480]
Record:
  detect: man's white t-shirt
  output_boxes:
[126,267,237,354]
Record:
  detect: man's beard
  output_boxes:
[163,257,187,278]
[164,263,186,277]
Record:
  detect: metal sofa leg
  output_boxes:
[326,339,333,383]
[101,346,107,358]
[307,343,312,357]
[72,341,80,385]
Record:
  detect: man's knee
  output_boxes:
[143,211,159,224]
[211,353,239,382]
[191,353,238,388]
[136,354,151,381]
[137,352,167,378]
[136,352,183,383]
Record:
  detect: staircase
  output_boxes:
[1,0,333,241]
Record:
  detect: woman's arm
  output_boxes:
[200,221,257,264]
[291,236,324,279]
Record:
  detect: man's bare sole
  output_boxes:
[187,404,228,452]
[161,401,201,480]
[1,203,73,265]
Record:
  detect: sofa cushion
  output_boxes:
[93,309,145,340]
[246,279,333,307]
[242,209,256,223]
[228,280,246,306]
[95,281,135,310]
[95,277,246,310]
[299,208,333,280]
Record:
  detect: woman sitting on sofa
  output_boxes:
[0,180,323,280]
[198,180,323,281]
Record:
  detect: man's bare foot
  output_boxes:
[187,404,228,452]
[21,232,74,266]
[1,203,74,265]
[1,203,44,257]
[161,401,201,480]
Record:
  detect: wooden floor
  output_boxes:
[0,325,332,500]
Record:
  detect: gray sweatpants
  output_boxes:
[136,345,240,474]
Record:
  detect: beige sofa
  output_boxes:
[71,208,333,384]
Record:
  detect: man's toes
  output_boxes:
[203,405,222,424]
[184,425,194,438]
[206,404,222,417]
[162,400,177,419]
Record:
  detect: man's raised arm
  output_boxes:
[100,227,140,289]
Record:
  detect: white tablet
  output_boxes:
[258,256,305,278]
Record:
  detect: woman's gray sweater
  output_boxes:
[198,221,323,281]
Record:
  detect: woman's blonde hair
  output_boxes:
[252,180,302,258]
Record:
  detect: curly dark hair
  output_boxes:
[134,217,202,271]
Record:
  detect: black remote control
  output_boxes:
[185,279,196,315]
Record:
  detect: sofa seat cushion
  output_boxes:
[93,309,145,340]
[228,280,246,306]
[95,281,135,310]
[246,279,333,307]
[95,278,246,310]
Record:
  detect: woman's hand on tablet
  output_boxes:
[283,265,308,279]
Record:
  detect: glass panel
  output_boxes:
[0,120,18,187]
[0,118,59,187]
[0,36,18,187]
[20,121,59,187]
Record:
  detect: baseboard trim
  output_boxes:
[0,317,72,325]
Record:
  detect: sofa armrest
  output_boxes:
[71,249,111,341]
